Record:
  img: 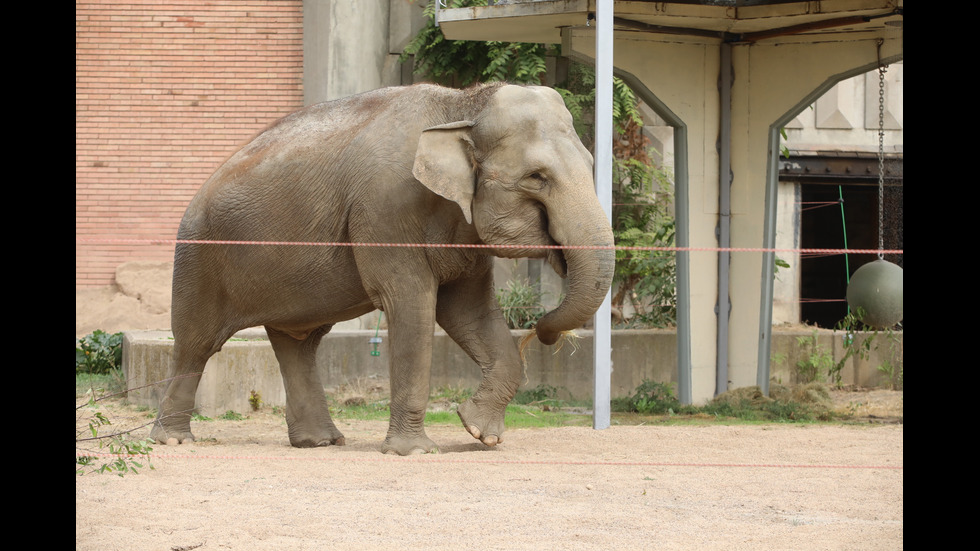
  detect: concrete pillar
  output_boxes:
[304,0,424,105]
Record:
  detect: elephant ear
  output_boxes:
[413,120,477,224]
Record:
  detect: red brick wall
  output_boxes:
[75,0,304,288]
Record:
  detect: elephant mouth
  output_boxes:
[546,248,567,278]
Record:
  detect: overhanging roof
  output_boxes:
[438,0,903,45]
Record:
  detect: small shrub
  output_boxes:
[513,383,559,405]
[620,380,679,414]
[76,409,154,476]
[76,330,124,374]
[248,390,263,411]
[795,331,833,384]
[496,278,547,329]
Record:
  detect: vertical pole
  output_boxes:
[716,43,732,396]
[593,0,613,430]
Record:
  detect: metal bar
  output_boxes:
[756,126,781,395]
[716,43,732,397]
[593,0,614,431]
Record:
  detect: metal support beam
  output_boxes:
[592,0,613,430]
[716,43,732,397]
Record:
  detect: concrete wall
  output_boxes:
[303,0,426,105]
[124,328,901,417]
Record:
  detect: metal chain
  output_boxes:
[876,39,888,259]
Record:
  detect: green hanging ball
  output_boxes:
[846,259,903,329]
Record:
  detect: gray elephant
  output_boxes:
[150,82,615,455]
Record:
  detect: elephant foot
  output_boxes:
[150,421,195,445]
[457,398,505,447]
[381,433,439,456]
[288,426,346,448]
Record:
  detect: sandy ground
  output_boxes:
[76,265,902,550]
[76,395,902,551]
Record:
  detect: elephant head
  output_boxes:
[413,85,615,345]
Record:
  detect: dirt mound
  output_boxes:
[75,261,173,338]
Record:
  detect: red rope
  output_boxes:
[75,238,903,256]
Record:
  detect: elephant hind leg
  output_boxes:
[266,325,345,448]
[151,331,229,445]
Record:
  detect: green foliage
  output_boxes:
[557,63,677,328]
[835,308,903,390]
[248,390,263,411]
[616,380,680,414]
[876,330,903,390]
[400,0,547,86]
[700,397,819,422]
[773,256,790,280]
[553,62,645,147]
[496,278,547,329]
[612,177,676,328]
[432,385,473,404]
[76,330,124,374]
[76,404,154,476]
[219,410,245,421]
[513,383,559,405]
[794,331,833,384]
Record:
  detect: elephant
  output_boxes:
[149,82,615,455]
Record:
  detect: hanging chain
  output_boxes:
[876,39,888,260]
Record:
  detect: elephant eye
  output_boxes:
[520,172,547,192]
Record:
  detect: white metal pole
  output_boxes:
[593,0,613,430]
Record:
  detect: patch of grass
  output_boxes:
[503,404,592,428]
[218,410,245,421]
[331,400,390,421]
[608,381,840,425]
[76,371,126,398]
[327,381,850,427]
[431,385,473,404]
[513,383,559,405]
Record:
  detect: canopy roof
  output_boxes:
[438,0,903,45]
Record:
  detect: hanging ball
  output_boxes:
[846,259,903,328]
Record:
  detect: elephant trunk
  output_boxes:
[535,218,615,346]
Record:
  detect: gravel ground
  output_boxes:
[76,393,902,551]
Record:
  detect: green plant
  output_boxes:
[76,330,124,374]
[400,0,547,87]
[834,307,905,389]
[431,385,473,404]
[513,383,559,405]
[795,331,833,384]
[249,390,263,411]
[875,329,903,390]
[773,256,790,280]
[76,404,154,476]
[553,65,679,328]
[620,380,680,414]
[496,278,547,329]
[611,179,676,328]
[831,308,879,385]
[219,410,245,421]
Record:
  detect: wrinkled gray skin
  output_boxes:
[150,83,615,455]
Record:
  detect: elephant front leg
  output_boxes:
[377,294,441,456]
[437,270,524,448]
